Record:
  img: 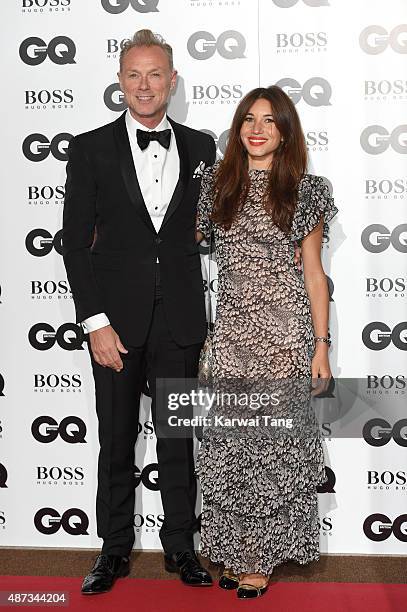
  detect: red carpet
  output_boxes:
[0,577,405,611]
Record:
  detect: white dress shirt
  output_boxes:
[82,110,180,334]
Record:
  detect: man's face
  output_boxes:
[118,45,177,128]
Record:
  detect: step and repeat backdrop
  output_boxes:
[0,0,406,554]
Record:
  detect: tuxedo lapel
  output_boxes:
[161,117,190,230]
[113,112,156,234]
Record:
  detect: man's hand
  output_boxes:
[89,325,128,372]
[294,243,302,270]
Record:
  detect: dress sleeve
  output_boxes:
[196,164,216,239]
[291,175,338,244]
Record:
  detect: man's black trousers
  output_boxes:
[89,292,202,556]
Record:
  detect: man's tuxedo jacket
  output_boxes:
[62,112,216,347]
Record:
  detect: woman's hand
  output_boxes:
[311,343,332,396]
[196,230,204,243]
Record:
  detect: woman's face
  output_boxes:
[239,98,282,168]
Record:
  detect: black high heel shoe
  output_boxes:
[237,579,269,599]
[218,569,239,590]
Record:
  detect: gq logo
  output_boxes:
[360,126,407,155]
[23,133,72,162]
[326,275,334,301]
[275,78,331,106]
[316,466,335,493]
[28,323,85,351]
[363,514,407,542]
[134,463,159,491]
[104,83,126,112]
[359,25,407,55]
[32,416,87,443]
[19,37,76,65]
[0,464,8,488]
[187,31,246,60]
[363,418,407,447]
[200,129,229,157]
[361,224,407,253]
[26,229,63,256]
[362,322,407,351]
[273,0,329,6]
[34,508,89,535]
[101,0,159,12]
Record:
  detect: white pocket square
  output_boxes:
[193,161,206,179]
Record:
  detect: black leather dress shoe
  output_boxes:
[81,554,130,595]
[164,551,213,586]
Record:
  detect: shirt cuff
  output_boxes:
[81,313,110,334]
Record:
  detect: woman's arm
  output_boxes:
[301,217,332,393]
[196,230,204,243]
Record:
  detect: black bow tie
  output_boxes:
[136,128,171,151]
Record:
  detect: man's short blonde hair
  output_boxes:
[119,29,173,71]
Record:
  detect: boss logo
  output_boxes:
[363,514,407,542]
[275,77,332,106]
[31,280,71,297]
[101,0,159,13]
[192,84,243,103]
[366,374,407,391]
[106,39,130,55]
[25,89,73,106]
[359,25,407,55]
[272,0,329,6]
[137,421,155,438]
[361,224,407,253]
[363,418,407,447]
[34,373,82,390]
[22,133,72,162]
[0,464,8,488]
[133,513,164,529]
[26,229,63,257]
[22,0,71,7]
[203,277,218,295]
[36,466,84,481]
[134,463,159,491]
[366,278,406,295]
[321,422,332,437]
[360,125,407,154]
[276,32,327,50]
[365,80,407,97]
[319,516,333,534]
[362,322,407,351]
[19,36,76,65]
[28,323,85,351]
[104,83,126,112]
[317,466,335,493]
[365,179,407,198]
[32,416,87,443]
[187,31,246,60]
[34,508,89,535]
[200,129,229,157]
[0,511,5,528]
[305,130,328,150]
[28,186,65,202]
[367,470,407,487]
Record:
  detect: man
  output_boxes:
[62,29,216,594]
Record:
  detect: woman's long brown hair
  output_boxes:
[211,86,307,233]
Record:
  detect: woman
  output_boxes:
[195,86,337,599]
